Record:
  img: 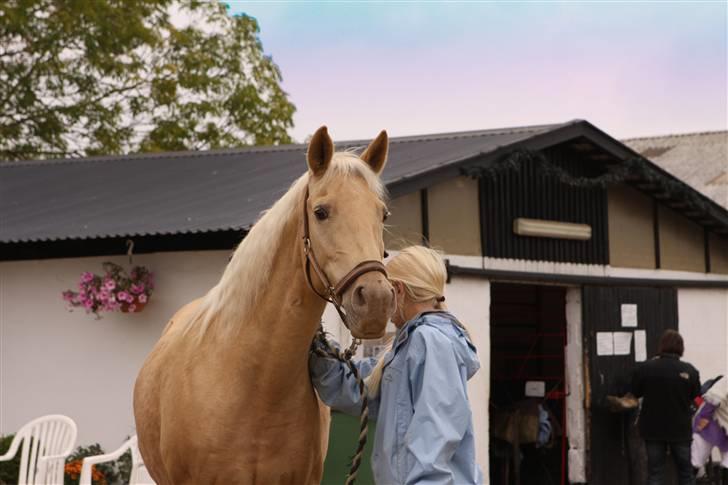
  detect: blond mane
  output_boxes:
[181,152,386,339]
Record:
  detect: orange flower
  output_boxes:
[64,459,107,484]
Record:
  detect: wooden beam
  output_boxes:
[420,188,430,246]
[654,200,661,269]
[705,227,711,273]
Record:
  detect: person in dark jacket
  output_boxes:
[633,329,701,485]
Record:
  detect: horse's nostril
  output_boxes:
[354,285,366,306]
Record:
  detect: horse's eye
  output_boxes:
[314,206,329,221]
[383,210,391,222]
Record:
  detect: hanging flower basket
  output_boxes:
[62,262,154,318]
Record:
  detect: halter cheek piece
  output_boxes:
[302,187,388,328]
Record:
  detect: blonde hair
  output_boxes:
[365,246,469,397]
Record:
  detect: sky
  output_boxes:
[228,1,727,143]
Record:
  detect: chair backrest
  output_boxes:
[12,415,77,485]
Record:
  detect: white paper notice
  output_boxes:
[597,332,614,356]
[613,332,632,355]
[634,330,647,362]
[621,304,638,328]
[525,381,546,397]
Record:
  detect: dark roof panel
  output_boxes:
[0,122,565,243]
[4,120,726,246]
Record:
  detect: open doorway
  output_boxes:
[489,283,568,485]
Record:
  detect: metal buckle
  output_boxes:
[303,237,311,255]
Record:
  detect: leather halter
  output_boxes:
[302,187,388,328]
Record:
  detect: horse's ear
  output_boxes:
[360,130,388,175]
[307,126,334,177]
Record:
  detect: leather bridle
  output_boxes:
[302,187,388,329]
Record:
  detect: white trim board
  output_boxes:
[445,256,728,283]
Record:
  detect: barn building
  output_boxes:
[2,119,727,484]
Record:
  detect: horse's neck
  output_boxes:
[216,214,326,390]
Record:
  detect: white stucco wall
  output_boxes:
[446,276,491,479]
[679,288,728,394]
[0,250,230,449]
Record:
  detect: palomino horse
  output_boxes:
[133,126,395,484]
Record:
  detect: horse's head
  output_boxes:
[303,126,395,339]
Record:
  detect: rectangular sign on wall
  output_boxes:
[597,332,614,356]
[634,330,647,362]
[621,304,638,327]
[613,332,632,355]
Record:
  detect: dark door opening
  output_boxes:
[583,286,679,485]
[489,283,568,485]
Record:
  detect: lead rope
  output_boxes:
[312,326,368,485]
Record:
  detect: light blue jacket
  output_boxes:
[310,311,483,484]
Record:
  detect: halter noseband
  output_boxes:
[302,187,388,328]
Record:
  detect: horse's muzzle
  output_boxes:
[342,272,395,339]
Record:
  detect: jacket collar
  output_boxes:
[378,311,451,370]
[393,310,450,350]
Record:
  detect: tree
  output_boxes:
[0,0,295,161]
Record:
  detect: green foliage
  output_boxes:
[0,0,295,161]
[0,434,20,485]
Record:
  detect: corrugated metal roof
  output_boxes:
[623,130,728,209]
[0,122,568,243]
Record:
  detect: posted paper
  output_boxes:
[613,332,632,355]
[597,332,614,356]
[621,304,638,328]
[634,330,647,362]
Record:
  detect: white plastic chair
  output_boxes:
[0,414,77,485]
[80,435,155,485]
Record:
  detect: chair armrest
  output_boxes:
[79,437,136,485]
[0,436,22,461]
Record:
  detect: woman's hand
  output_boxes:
[697,418,710,431]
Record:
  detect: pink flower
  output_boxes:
[117,291,131,302]
[104,279,116,290]
[83,300,94,309]
[138,294,147,303]
[81,272,94,283]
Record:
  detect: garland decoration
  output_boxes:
[462,148,721,219]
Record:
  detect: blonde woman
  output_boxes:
[309,246,483,484]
